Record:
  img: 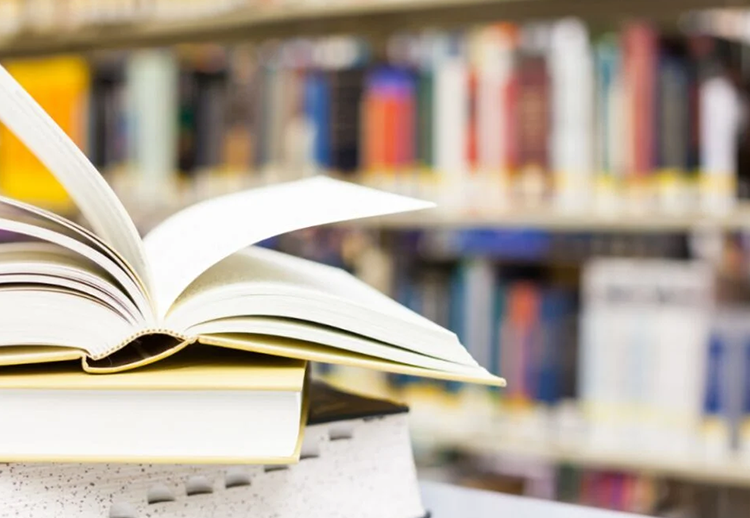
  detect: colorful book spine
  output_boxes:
[515,23,550,202]
[0,56,90,209]
[126,49,179,189]
[549,18,593,211]
[622,22,658,182]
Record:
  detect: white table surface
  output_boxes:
[420,481,643,518]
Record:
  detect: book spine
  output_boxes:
[416,66,434,170]
[433,33,469,191]
[516,24,551,201]
[193,50,228,173]
[127,50,181,185]
[702,330,731,459]
[699,74,740,214]
[222,44,256,173]
[549,18,593,211]
[657,43,690,173]
[622,22,657,193]
[462,258,495,372]
[329,66,364,174]
[176,55,198,176]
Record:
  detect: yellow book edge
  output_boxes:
[0,333,506,388]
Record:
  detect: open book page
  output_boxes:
[0,242,141,323]
[0,288,136,356]
[189,316,484,375]
[167,246,478,368]
[144,176,434,318]
[0,195,147,293]
[0,65,150,289]
[201,334,503,387]
[0,198,151,319]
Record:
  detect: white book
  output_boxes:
[651,260,713,457]
[126,49,179,193]
[433,34,468,204]
[581,258,713,455]
[474,25,515,209]
[0,63,503,382]
[461,258,495,372]
[548,18,594,212]
[700,75,740,214]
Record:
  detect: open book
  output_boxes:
[0,65,503,386]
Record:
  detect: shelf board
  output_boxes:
[0,0,744,59]
[111,176,750,233]
[345,204,750,232]
[460,438,750,488]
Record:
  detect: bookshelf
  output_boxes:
[340,204,750,232]
[459,437,750,488]
[5,3,750,515]
[112,177,750,233]
[0,0,739,59]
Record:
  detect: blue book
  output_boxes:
[538,289,565,405]
[704,333,727,422]
[303,71,331,170]
[490,283,506,380]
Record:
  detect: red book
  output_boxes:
[516,45,550,176]
[505,72,520,173]
[623,22,657,178]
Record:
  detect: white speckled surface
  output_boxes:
[0,414,424,518]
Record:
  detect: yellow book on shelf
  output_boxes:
[0,57,90,209]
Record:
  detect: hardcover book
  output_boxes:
[0,63,503,384]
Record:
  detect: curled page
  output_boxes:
[145,176,434,318]
[0,66,150,293]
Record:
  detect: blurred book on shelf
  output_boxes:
[0,17,748,224]
[451,457,750,517]
[0,56,88,212]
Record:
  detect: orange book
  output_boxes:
[0,57,90,209]
[382,93,398,169]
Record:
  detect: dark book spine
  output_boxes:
[194,67,227,170]
[89,66,109,171]
[657,42,690,173]
[223,45,256,172]
[516,52,550,182]
[177,63,198,176]
[90,60,125,174]
[417,69,434,168]
[328,67,364,173]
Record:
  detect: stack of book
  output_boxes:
[0,64,503,517]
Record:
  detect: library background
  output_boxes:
[7,0,750,516]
